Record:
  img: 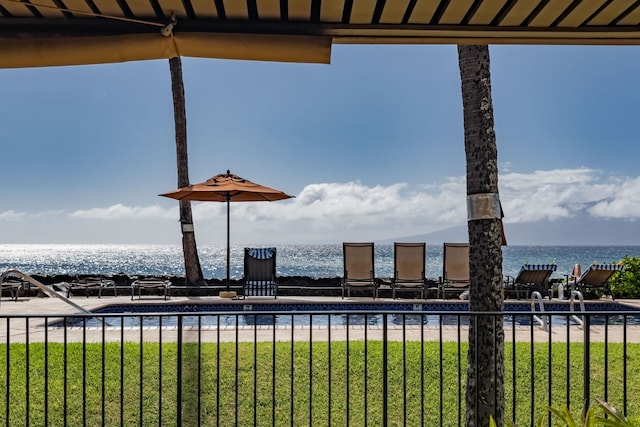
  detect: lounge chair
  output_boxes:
[570,263,623,300]
[66,276,116,298]
[1,275,28,301]
[505,264,557,300]
[391,242,427,299]
[342,242,377,299]
[131,278,172,300]
[243,247,278,298]
[438,243,470,299]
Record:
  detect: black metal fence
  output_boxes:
[0,310,638,426]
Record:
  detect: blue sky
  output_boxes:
[1,44,639,245]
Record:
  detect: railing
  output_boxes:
[530,291,548,331]
[0,309,638,426]
[0,269,91,313]
[570,290,586,327]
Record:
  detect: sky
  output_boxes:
[1,44,640,246]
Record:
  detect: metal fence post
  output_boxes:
[583,315,591,406]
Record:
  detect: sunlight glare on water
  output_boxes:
[1,243,638,280]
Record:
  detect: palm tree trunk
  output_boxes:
[169,56,205,286]
[457,44,505,427]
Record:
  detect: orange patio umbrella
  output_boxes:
[160,170,293,289]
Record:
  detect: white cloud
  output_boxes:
[588,176,640,219]
[500,168,621,223]
[70,204,176,220]
[5,168,640,244]
[0,210,24,221]
[280,179,467,229]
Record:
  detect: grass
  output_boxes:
[0,341,638,426]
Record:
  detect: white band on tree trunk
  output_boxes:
[467,193,502,221]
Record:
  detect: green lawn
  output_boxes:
[0,341,638,426]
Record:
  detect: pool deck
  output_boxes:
[1,294,640,344]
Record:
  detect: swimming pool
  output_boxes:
[53,300,640,328]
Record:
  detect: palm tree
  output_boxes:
[457,44,505,426]
[169,56,205,286]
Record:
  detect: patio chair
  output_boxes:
[570,263,623,300]
[1,275,28,301]
[243,247,278,298]
[66,275,116,298]
[131,278,172,300]
[391,242,427,299]
[342,242,377,299]
[505,264,557,300]
[438,243,469,299]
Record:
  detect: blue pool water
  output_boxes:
[54,301,640,328]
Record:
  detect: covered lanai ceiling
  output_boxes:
[1,0,639,67]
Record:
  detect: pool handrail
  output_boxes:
[569,290,585,327]
[530,291,549,331]
[0,269,91,314]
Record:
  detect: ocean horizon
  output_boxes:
[1,243,638,282]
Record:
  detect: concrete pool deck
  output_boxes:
[1,294,640,344]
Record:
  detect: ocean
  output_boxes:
[1,244,638,281]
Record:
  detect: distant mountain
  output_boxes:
[381,216,640,246]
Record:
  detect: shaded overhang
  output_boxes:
[1,0,639,68]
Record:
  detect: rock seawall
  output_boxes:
[24,274,442,299]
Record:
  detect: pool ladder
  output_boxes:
[569,290,585,327]
[530,291,549,331]
[530,290,585,330]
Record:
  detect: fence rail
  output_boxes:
[1,310,638,426]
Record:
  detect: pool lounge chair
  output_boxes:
[391,242,427,299]
[571,263,623,300]
[438,243,470,299]
[1,275,28,301]
[342,242,377,299]
[66,276,116,298]
[243,247,278,298]
[131,278,172,300]
[505,264,557,300]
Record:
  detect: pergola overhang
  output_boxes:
[1,0,639,68]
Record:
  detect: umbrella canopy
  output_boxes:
[161,170,293,203]
[160,170,293,290]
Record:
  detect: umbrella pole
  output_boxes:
[226,194,231,291]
